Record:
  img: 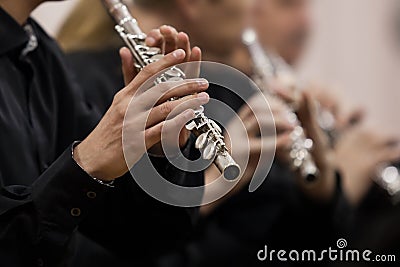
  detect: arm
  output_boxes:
[0,145,110,266]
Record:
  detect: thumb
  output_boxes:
[297,91,330,162]
[120,47,137,86]
[297,92,319,142]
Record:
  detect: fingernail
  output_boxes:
[197,92,209,103]
[146,37,156,46]
[197,79,209,88]
[173,49,185,59]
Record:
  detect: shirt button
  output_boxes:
[70,208,81,217]
[37,258,44,267]
[86,191,97,199]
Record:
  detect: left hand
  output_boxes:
[121,25,202,155]
[272,79,336,201]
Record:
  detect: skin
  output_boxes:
[252,0,311,65]
[0,0,209,181]
[134,0,253,63]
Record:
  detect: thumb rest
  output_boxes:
[102,0,241,180]
[243,29,319,182]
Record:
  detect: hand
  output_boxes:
[290,91,336,201]
[74,49,209,181]
[228,94,294,187]
[268,78,337,200]
[272,81,365,135]
[120,25,202,155]
[335,127,400,206]
[201,93,294,216]
[306,85,364,133]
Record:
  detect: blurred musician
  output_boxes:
[252,0,400,261]
[0,0,209,266]
[251,0,400,206]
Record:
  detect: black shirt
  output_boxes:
[0,8,201,267]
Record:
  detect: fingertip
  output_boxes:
[172,49,186,60]
[119,47,130,59]
[191,46,202,61]
[178,31,189,41]
[146,37,156,46]
[160,25,173,34]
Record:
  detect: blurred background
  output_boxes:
[33,0,400,136]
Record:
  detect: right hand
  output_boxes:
[74,49,210,181]
[335,127,400,206]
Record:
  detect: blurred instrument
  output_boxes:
[243,29,319,182]
[102,0,240,180]
[244,28,400,200]
[377,164,400,204]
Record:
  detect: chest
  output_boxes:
[0,56,58,184]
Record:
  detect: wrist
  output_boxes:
[72,141,115,183]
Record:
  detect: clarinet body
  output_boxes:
[102,0,240,180]
[243,29,319,182]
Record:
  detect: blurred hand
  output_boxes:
[295,91,336,201]
[269,79,336,200]
[272,80,365,136]
[335,127,400,206]
[201,93,294,216]
[306,85,364,134]
[225,93,294,188]
[74,48,209,181]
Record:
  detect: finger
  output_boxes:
[146,92,209,128]
[270,101,289,115]
[238,103,253,120]
[127,49,187,93]
[183,46,202,78]
[145,29,165,51]
[248,136,277,156]
[276,133,293,164]
[339,108,365,130]
[274,117,295,133]
[243,115,261,136]
[190,46,202,62]
[244,114,279,136]
[160,25,179,55]
[276,132,293,150]
[140,78,209,107]
[297,91,329,157]
[177,32,191,61]
[377,147,400,164]
[120,47,136,86]
[297,92,319,139]
[269,80,297,104]
[144,109,195,149]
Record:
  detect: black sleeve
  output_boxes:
[0,144,110,266]
[71,135,204,265]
